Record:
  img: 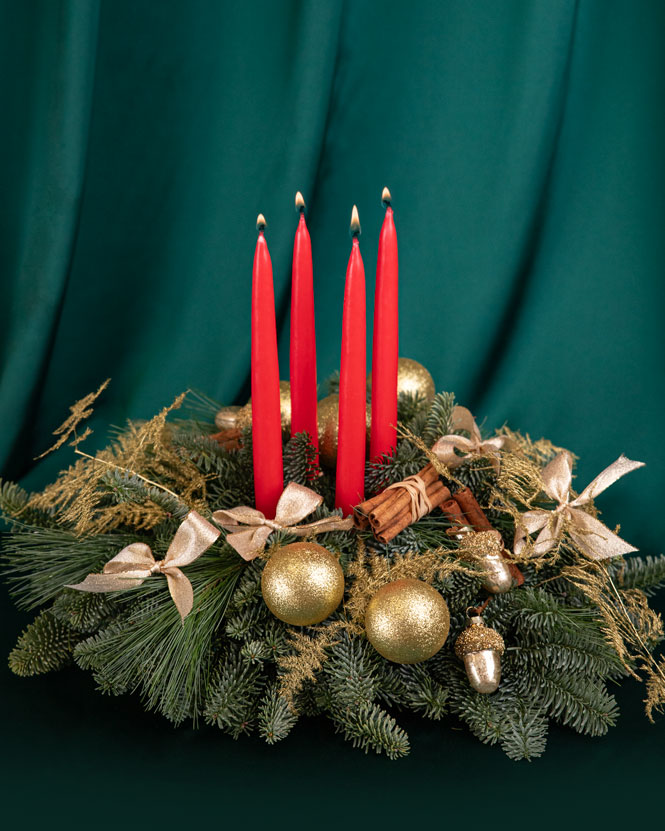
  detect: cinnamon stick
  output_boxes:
[376,481,451,543]
[453,487,493,530]
[369,464,439,525]
[439,498,472,536]
[353,463,440,531]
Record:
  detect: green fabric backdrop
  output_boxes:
[1,0,663,824]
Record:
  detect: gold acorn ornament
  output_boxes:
[368,357,435,403]
[455,529,514,595]
[215,380,292,435]
[455,614,505,694]
[316,393,371,468]
[261,542,345,626]
[365,579,450,664]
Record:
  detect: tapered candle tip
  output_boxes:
[256,213,267,232]
[350,205,361,237]
[382,186,392,206]
[295,191,306,213]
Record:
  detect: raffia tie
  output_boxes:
[66,511,221,622]
[385,474,433,522]
[213,482,354,561]
[513,451,645,561]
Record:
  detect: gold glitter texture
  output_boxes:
[261,542,345,626]
[454,616,505,658]
[364,578,450,664]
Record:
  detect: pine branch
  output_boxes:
[3,526,138,610]
[75,555,242,724]
[9,610,80,676]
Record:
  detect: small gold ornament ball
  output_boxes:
[365,578,450,664]
[261,542,345,626]
[217,381,292,434]
[368,357,435,402]
[317,393,371,468]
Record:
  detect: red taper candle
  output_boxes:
[251,214,283,516]
[336,205,366,514]
[290,192,318,452]
[370,187,399,460]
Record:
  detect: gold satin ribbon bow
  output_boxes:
[513,451,644,561]
[67,511,221,622]
[213,482,354,561]
[432,406,510,472]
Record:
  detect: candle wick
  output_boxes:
[381,186,392,208]
[256,213,267,232]
[295,191,306,215]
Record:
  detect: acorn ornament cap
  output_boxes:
[455,614,505,694]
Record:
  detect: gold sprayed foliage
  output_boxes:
[28,392,208,536]
[277,620,346,707]
[35,378,110,459]
[563,560,665,721]
[345,540,478,631]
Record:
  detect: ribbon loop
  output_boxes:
[514,453,645,561]
[66,511,221,623]
[432,405,510,472]
[213,482,354,561]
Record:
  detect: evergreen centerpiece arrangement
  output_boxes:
[2,367,664,761]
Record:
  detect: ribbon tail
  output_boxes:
[573,455,646,506]
[293,515,356,537]
[513,510,550,556]
[164,569,194,623]
[226,526,273,560]
[66,573,147,593]
[568,508,639,561]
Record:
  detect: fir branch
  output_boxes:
[614,555,665,596]
[329,701,410,760]
[421,391,456,445]
[500,702,549,761]
[258,684,299,744]
[204,648,266,737]
[9,610,81,676]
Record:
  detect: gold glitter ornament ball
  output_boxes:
[261,542,345,626]
[365,579,450,664]
[317,394,371,468]
[217,381,292,435]
[367,357,436,403]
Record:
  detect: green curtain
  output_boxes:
[1,0,664,821]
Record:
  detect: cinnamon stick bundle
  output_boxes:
[353,463,451,543]
[211,428,243,451]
